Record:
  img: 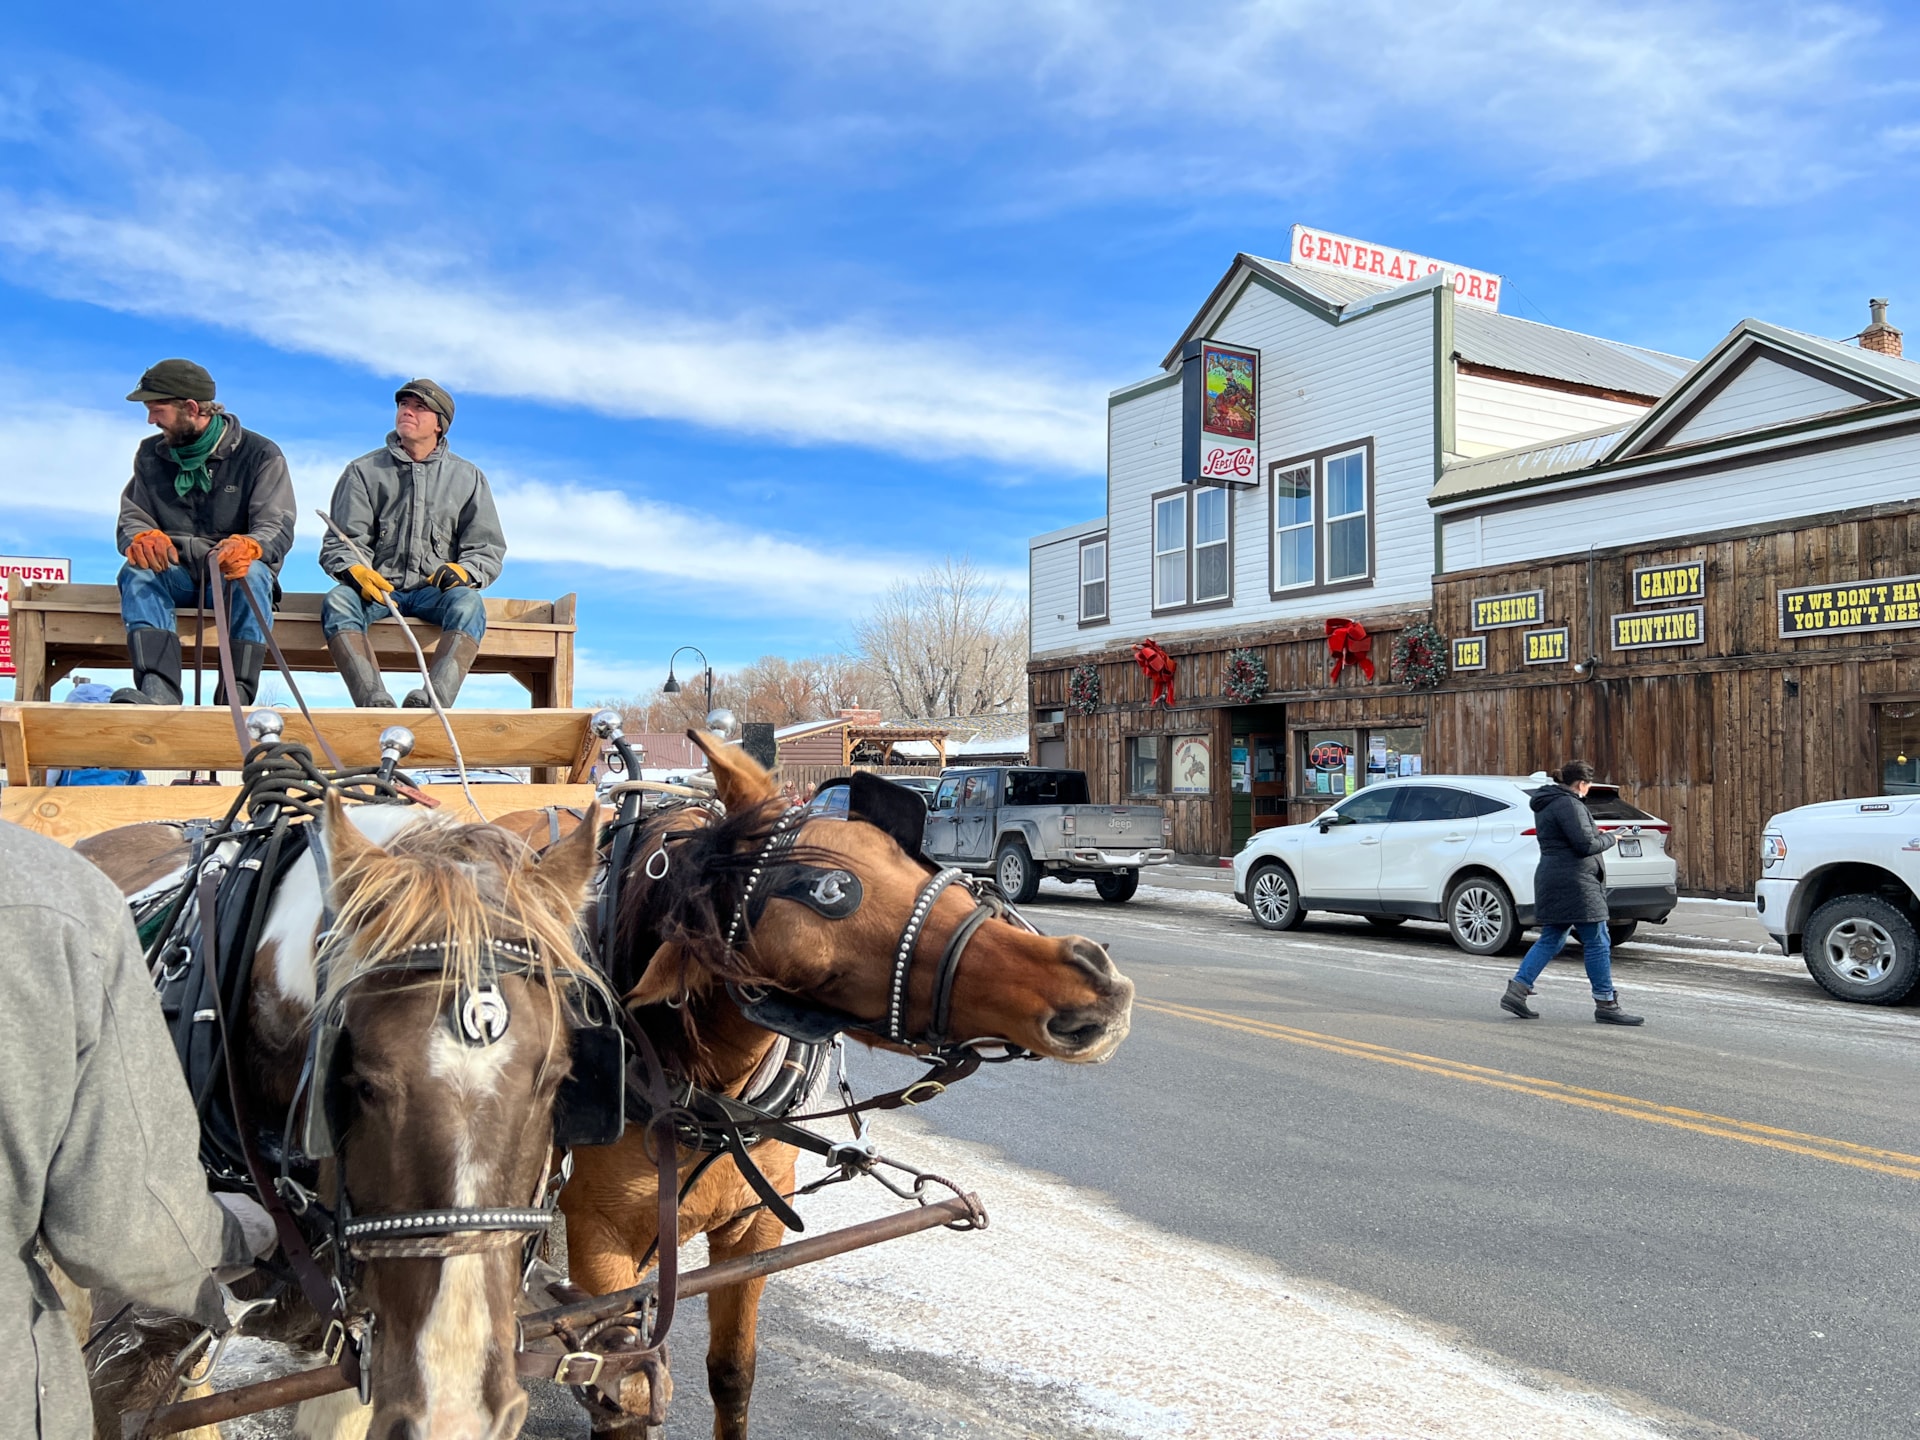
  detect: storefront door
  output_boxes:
[1230,704,1287,850]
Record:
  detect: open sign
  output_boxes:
[1310,741,1350,772]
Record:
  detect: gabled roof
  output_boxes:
[1429,423,1632,505]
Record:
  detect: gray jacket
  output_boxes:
[319,434,507,592]
[0,822,248,1439]
[1529,785,1616,925]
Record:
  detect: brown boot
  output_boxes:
[327,629,395,707]
[404,631,480,708]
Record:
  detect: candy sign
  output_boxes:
[1289,225,1502,312]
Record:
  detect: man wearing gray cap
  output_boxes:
[319,380,506,707]
[114,360,296,706]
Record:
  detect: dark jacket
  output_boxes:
[115,416,297,575]
[319,434,507,592]
[1530,784,1615,925]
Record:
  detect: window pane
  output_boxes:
[1333,788,1398,824]
[1274,467,1312,527]
[1155,496,1186,553]
[1393,787,1462,823]
[1365,727,1424,783]
[1301,729,1359,796]
[1080,542,1105,584]
[1454,792,1510,818]
[1128,736,1161,794]
[1195,541,1229,602]
[1276,527,1314,588]
[1195,487,1227,545]
[1081,580,1106,618]
[1157,552,1186,606]
[1328,452,1366,518]
[1328,514,1366,581]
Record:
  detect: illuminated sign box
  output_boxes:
[1470,589,1543,630]
[1777,575,1920,638]
[1451,636,1486,672]
[1523,627,1570,665]
[1612,606,1705,650]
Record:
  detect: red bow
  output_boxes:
[1133,638,1177,707]
[1325,618,1374,682]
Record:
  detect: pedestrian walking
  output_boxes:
[1500,760,1645,1025]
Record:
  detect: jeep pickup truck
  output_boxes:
[1756,795,1920,1004]
[923,766,1171,904]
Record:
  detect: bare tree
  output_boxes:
[854,557,1024,719]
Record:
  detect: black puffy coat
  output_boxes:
[1529,784,1615,925]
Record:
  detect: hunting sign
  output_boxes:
[1612,606,1705,650]
[1777,575,1920,638]
[1451,636,1486,671]
[1523,627,1571,665]
[1633,561,1705,605]
[1470,589,1544,630]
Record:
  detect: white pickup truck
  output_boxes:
[1756,796,1920,1004]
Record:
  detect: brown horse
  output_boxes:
[79,794,601,1440]
[553,734,1134,1438]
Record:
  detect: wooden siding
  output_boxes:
[1667,355,1867,447]
[1453,371,1646,458]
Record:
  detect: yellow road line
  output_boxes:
[1140,999,1920,1183]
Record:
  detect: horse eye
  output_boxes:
[348,1075,382,1106]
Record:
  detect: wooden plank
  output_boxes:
[1,783,599,846]
[6,703,594,775]
[0,705,27,783]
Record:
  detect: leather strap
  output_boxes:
[206,564,250,762]
[232,581,344,769]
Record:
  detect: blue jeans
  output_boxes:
[1514,922,1615,1000]
[320,583,488,641]
[119,561,273,644]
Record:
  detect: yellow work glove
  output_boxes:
[430,562,476,590]
[347,564,395,604]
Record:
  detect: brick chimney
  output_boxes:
[1861,298,1902,358]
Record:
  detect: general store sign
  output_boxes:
[1181,340,1259,484]
[1612,606,1704,650]
[1471,589,1544,630]
[1633,561,1705,605]
[0,556,71,679]
[1777,575,1920,637]
[1289,225,1502,312]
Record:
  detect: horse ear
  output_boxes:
[688,729,777,810]
[625,942,691,1007]
[530,810,599,912]
[322,792,388,897]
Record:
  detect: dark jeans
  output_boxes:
[320,583,487,641]
[1514,921,1615,1000]
[118,561,273,644]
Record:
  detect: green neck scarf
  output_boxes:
[168,413,227,498]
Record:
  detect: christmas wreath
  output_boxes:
[1068,662,1102,716]
[1222,647,1268,704]
[1392,621,1450,690]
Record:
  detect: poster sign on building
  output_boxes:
[0,556,72,679]
[1470,589,1544,630]
[1171,735,1212,793]
[1524,627,1571,665]
[1777,575,1920,637]
[1451,636,1487,671]
[1288,224,1503,311]
[1181,340,1259,484]
[1633,561,1705,605]
[1612,606,1705,650]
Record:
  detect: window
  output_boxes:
[1393,786,1466,823]
[1882,704,1920,794]
[959,774,993,808]
[1326,448,1369,582]
[1329,787,1398,824]
[1454,792,1511,819]
[1079,537,1108,622]
[1127,735,1162,795]
[1301,725,1426,796]
[1365,727,1424,782]
[932,778,960,811]
[1153,495,1186,608]
[1272,464,1314,590]
[1008,770,1090,806]
[1193,487,1229,603]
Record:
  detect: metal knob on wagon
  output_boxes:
[705,707,740,741]
[245,710,285,743]
[378,725,416,766]
[590,707,624,741]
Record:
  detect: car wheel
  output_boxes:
[1365,914,1408,930]
[1093,870,1139,904]
[994,842,1040,904]
[1248,862,1304,931]
[1446,876,1521,956]
[1803,895,1920,1005]
[1607,921,1638,947]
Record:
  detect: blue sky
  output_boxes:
[4,1,1918,705]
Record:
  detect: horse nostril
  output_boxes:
[1047,1012,1109,1048]
[1067,937,1114,979]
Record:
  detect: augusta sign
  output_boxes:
[0,556,72,679]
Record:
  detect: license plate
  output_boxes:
[1617,838,1642,857]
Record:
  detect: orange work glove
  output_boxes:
[125,529,179,572]
[210,534,263,580]
[430,562,476,590]
[347,564,395,604]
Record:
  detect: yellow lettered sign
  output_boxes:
[1451,636,1486,671]
[1611,606,1704,650]
[1777,574,1920,638]
[1470,589,1544,630]
[1523,627,1570,665]
[1632,560,1705,604]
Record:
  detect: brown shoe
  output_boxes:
[327,629,395,707]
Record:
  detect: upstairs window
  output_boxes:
[1193,487,1230,603]
[1154,494,1187,609]
[1326,447,1370,582]
[1272,464,1314,590]
[1079,536,1108,622]
[1268,441,1373,596]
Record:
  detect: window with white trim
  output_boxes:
[1272,464,1314,590]
[1325,447,1369,582]
[1079,537,1107,621]
[1193,486,1229,603]
[1153,494,1187,608]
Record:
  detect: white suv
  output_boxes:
[1231,774,1678,955]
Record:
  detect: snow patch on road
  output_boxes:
[780,1120,1687,1440]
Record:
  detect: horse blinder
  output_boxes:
[846,771,931,860]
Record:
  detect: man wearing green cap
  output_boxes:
[114,360,296,706]
[319,380,506,707]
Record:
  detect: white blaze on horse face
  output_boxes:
[260,806,424,1006]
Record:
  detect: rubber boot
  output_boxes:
[404,631,480,708]
[1500,979,1539,1019]
[214,640,266,708]
[1594,993,1645,1026]
[111,628,184,705]
[327,629,396,707]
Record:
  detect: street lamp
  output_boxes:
[663,646,741,740]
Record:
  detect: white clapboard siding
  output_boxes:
[1664,356,1871,447]
[1444,426,1920,571]
[1029,521,1105,655]
[1455,371,1649,457]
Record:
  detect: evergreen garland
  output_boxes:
[1222,647,1269,704]
[1393,621,1450,689]
[1068,662,1102,716]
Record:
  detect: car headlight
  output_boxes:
[1761,832,1786,868]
